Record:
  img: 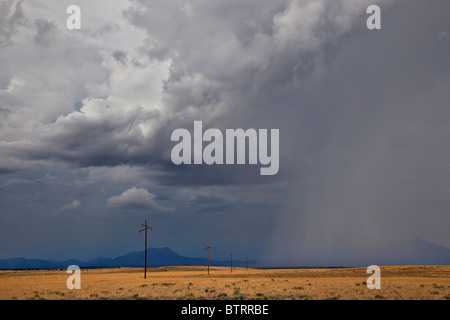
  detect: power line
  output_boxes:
[0,165,120,214]
[0,166,74,198]
[0,187,61,210]
[0,201,101,232]
[0,185,115,227]
[0,170,151,249]
[0,201,50,217]
[0,166,131,221]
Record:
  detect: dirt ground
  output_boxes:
[0,265,448,300]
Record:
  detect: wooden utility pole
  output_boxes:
[139,219,152,279]
[230,252,233,273]
[246,256,248,271]
[204,243,211,275]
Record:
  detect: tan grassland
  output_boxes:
[0,265,449,300]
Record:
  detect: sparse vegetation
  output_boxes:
[430,291,439,295]
[0,266,448,300]
[432,283,444,289]
[160,282,175,287]
[217,292,228,299]
[49,290,63,295]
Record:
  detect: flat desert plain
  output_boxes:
[0,265,449,300]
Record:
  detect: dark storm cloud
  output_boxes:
[1,0,449,264]
[33,19,57,47]
[92,22,121,39]
[112,49,127,65]
[2,0,391,185]
[0,0,25,47]
[30,103,162,167]
[265,0,450,266]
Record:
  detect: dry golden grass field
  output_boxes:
[0,265,449,300]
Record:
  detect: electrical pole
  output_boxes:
[230,252,233,273]
[139,219,152,279]
[246,256,248,271]
[204,243,211,275]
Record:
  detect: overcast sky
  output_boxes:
[0,0,449,266]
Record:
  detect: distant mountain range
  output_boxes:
[0,239,448,269]
[0,247,244,270]
[354,238,450,267]
[387,238,450,266]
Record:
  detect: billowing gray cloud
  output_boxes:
[112,49,127,65]
[2,0,396,178]
[61,200,81,211]
[33,19,57,47]
[107,187,169,211]
[0,0,25,47]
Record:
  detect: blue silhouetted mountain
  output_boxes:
[1,240,448,269]
[90,247,216,268]
[358,238,450,267]
[0,257,84,269]
[0,247,235,269]
[398,239,450,265]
